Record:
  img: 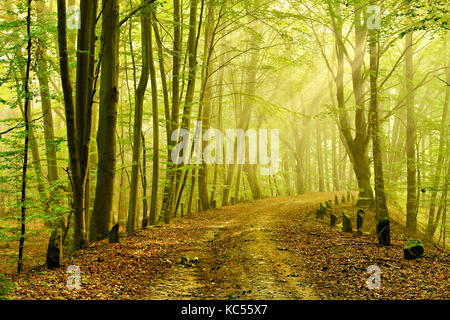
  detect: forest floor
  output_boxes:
[5,192,450,300]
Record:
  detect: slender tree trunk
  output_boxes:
[198,2,216,211]
[241,18,262,201]
[139,134,147,228]
[160,0,183,223]
[36,54,59,185]
[210,53,225,205]
[369,20,390,245]
[405,31,417,232]
[126,2,151,233]
[18,0,32,274]
[173,0,202,215]
[17,100,47,206]
[149,12,160,226]
[57,0,91,250]
[316,120,325,192]
[332,126,339,191]
[151,14,171,224]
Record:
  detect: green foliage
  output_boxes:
[0,274,12,300]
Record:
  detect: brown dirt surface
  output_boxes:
[5,193,450,300]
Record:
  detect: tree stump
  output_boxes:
[357,209,365,234]
[341,195,346,204]
[342,211,352,232]
[404,240,424,260]
[376,218,391,246]
[334,195,339,206]
[326,201,332,209]
[316,203,326,220]
[142,217,148,229]
[320,203,327,217]
[46,229,63,270]
[109,223,119,243]
[315,208,324,220]
[330,211,337,228]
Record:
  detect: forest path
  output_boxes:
[140,193,331,300]
[9,192,449,300]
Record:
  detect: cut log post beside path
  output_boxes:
[342,211,352,232]
[377,218,391,246]
[357,209,365,234]
[316,208,323,220]
[109,223,119,243]
[330,210,337,228]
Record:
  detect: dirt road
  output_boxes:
[9,192,449,300]
[141,194,330,300]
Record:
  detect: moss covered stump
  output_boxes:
[404,240,424,260]
[342,211,352,232]
[357,209,365,234]
[330,211,337,228]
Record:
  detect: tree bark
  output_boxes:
[405,31,417,232]
[149,12,160,226]
[57,0,92,250]
[126,1,151,233]
[198,1,216,211]
[327,1,374,207]
[369,19,390,245]
[18,0,32,274]
[90,0,120,241]
[316,119,325,192]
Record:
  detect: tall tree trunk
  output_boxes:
[328,0,374,207]
[18,0,32,274]
[151,14,171,224]
[36,49,59,184]
[316,120,325,192]
[126,2,151,233]
[57,0,94,250]
[332,126,339,191]
[210,52,225,206]
[405,31,417,232]
[141,132,149,228]
[160,0,183,223]
[90,0,120,241]
[241,18,262,201]
[149,12,160,226]
[198,2,216,211]
[172,0,202,216]
[369,19,390,244]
